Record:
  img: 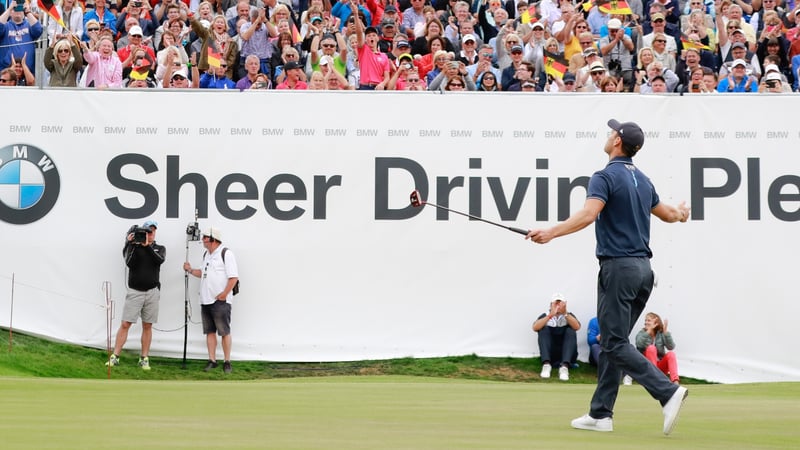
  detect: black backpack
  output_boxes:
[204,247,240,295]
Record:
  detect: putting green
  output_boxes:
[0,377,797,449]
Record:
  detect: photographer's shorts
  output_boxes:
[123,287,160,323]
[202,301,231,336]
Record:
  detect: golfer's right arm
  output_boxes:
[526,198,605,244]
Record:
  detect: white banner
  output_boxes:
[2,89,799,383]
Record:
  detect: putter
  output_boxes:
[410,190,529,236]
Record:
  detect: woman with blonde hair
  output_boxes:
[45,37,83,87]
[190,14,240,80]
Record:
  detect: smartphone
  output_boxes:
[766,25,777,33]
[14,3,25,11]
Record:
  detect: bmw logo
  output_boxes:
[0,144,61,225]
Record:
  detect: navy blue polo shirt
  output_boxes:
[587,156,660,258]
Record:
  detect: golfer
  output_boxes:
[526,119,690,435]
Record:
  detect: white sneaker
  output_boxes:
[571,414,613,432]
[623,375,633,385]
[559,365,569,381]
[662,386,688,435]
[540,363,552,379]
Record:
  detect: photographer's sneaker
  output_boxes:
[571,414,613,432]
[203,360,218,372]
[223,361,232,374]
[623,375,633,385]
[662,386,688,435]
[105,354,120,367]
[138,357,151,371]
[558,365,569,381]
[540,363,552,379]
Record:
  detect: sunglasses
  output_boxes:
[322,44,336,48]
[654,39,666,43]
[483,76,495,81]
[220,64,228,68]
[576,25,588,29]
[481,52,493,57]
[172,75,187,80]
[448,83,464,87]
[87,27,100,31]
[0,78,12,82]
[407,78,420,82]
[58,48,71,53]
[591,71,604,75]
[580,41,593,45]
[654,19,664,23]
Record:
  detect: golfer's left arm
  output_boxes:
[526,198,605,244]
[652,201,690,223]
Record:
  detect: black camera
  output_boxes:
[766,80,778,88]
[186,221,201,241]
[607,59,622,74]
[128,225,150,244]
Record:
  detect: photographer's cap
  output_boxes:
[608,119,645,152]
[203,227,223,242]
[143,220,158,229]
[765,72,782,82]
[551,292,566,302]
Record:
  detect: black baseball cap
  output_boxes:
[608,119,644,152]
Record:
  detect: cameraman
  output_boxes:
[107,220,166,370]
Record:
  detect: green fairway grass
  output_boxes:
[0,377,798,449]
[2,331,797,449]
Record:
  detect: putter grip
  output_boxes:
[508,227,529,236]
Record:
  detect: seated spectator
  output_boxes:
[578,60,606,92]
[247,73,271,90]
[651,32,677,72]
[199,61,235,88]
[163,65,199,89]
[531,293,580,381]
[761,61,792,92]
[275,60,308,89]
[599,75,623,92]
[545,71,578,93]
[719,41,762,79]
[83,0,117,38]
[307,70,325,89]
[504,60,535,91]
[635,312,680,384]
[645,74,669,93]
[443,75,466,90]
[702,66,718,91]
[415,36,447,79]
[7,53,35,86]
[636,60,679,93]
[47,0,85,43]
[45,37,83,87]
[467,44,501,86]
[758,71,785,93]
[411,18,453,56]
[190,14,240,82]
[682,66,714,93]
[0,67,18,86]
[587,316,601,366]
[476,71,499,90]
[717,58,759,92]
[236,54,263,90]
[428,59,475,90]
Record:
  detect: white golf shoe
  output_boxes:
[558,365,569,381]
[540,363,552,379]
[662,386,688,435]
[571,414,613,432]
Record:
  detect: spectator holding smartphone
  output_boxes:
[0,1,43,75]
[83,0,117,37]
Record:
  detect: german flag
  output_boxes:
[38,0,66,29]
[543,51,568,79]
[130,58,151,80]
[521,6,537,24]
[680,38,711,51]
[207,47,223,68]
[599,1,633,15]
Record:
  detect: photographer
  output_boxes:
[598,18,634,91]
[107,220,166,370]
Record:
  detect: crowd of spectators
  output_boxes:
[1,0,798,92]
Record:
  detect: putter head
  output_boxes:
[410,190,423,207]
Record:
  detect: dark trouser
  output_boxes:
[589,257,678,419]
[538,326,577,367]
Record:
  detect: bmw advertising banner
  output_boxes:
[1,89,799,383]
